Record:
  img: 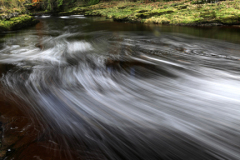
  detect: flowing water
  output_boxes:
[1,16,240,160]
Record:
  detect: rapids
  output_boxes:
[1,16,240,160]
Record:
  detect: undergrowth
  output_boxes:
[0,0,26,14]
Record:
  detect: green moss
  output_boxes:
[136,9,174,18]
[145,16,170,24]
[217,15,240,24]
[0,15,39,31]
[61,0,240,26]
[85,10,102,16]
[200,11,216,20]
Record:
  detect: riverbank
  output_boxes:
[0,0,39,32]
[0,14,39,31]
[59,0,240,26]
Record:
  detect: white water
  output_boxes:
[1,18,240,159]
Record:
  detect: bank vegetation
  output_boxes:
[1,0,240,31]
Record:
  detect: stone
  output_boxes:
[0,15,6,20]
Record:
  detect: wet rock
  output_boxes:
[13,12,19,17]
[0,14,6,20]
[0,12,20,20]
[5,15,11,20]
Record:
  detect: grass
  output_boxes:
[62,0,240,25]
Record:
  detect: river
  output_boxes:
[1,15,240,160]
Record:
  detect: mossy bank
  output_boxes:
[0,15,39,32]
[60,0,240,26]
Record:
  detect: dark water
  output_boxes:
[1,15,240,160]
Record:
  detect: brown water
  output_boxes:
[1,16,240,160]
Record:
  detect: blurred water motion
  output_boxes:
[1,17,240,160]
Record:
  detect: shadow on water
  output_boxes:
[1,16,240,160]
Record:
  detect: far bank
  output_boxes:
[59,0,240,26]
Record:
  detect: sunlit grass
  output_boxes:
[65,0,240,25]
